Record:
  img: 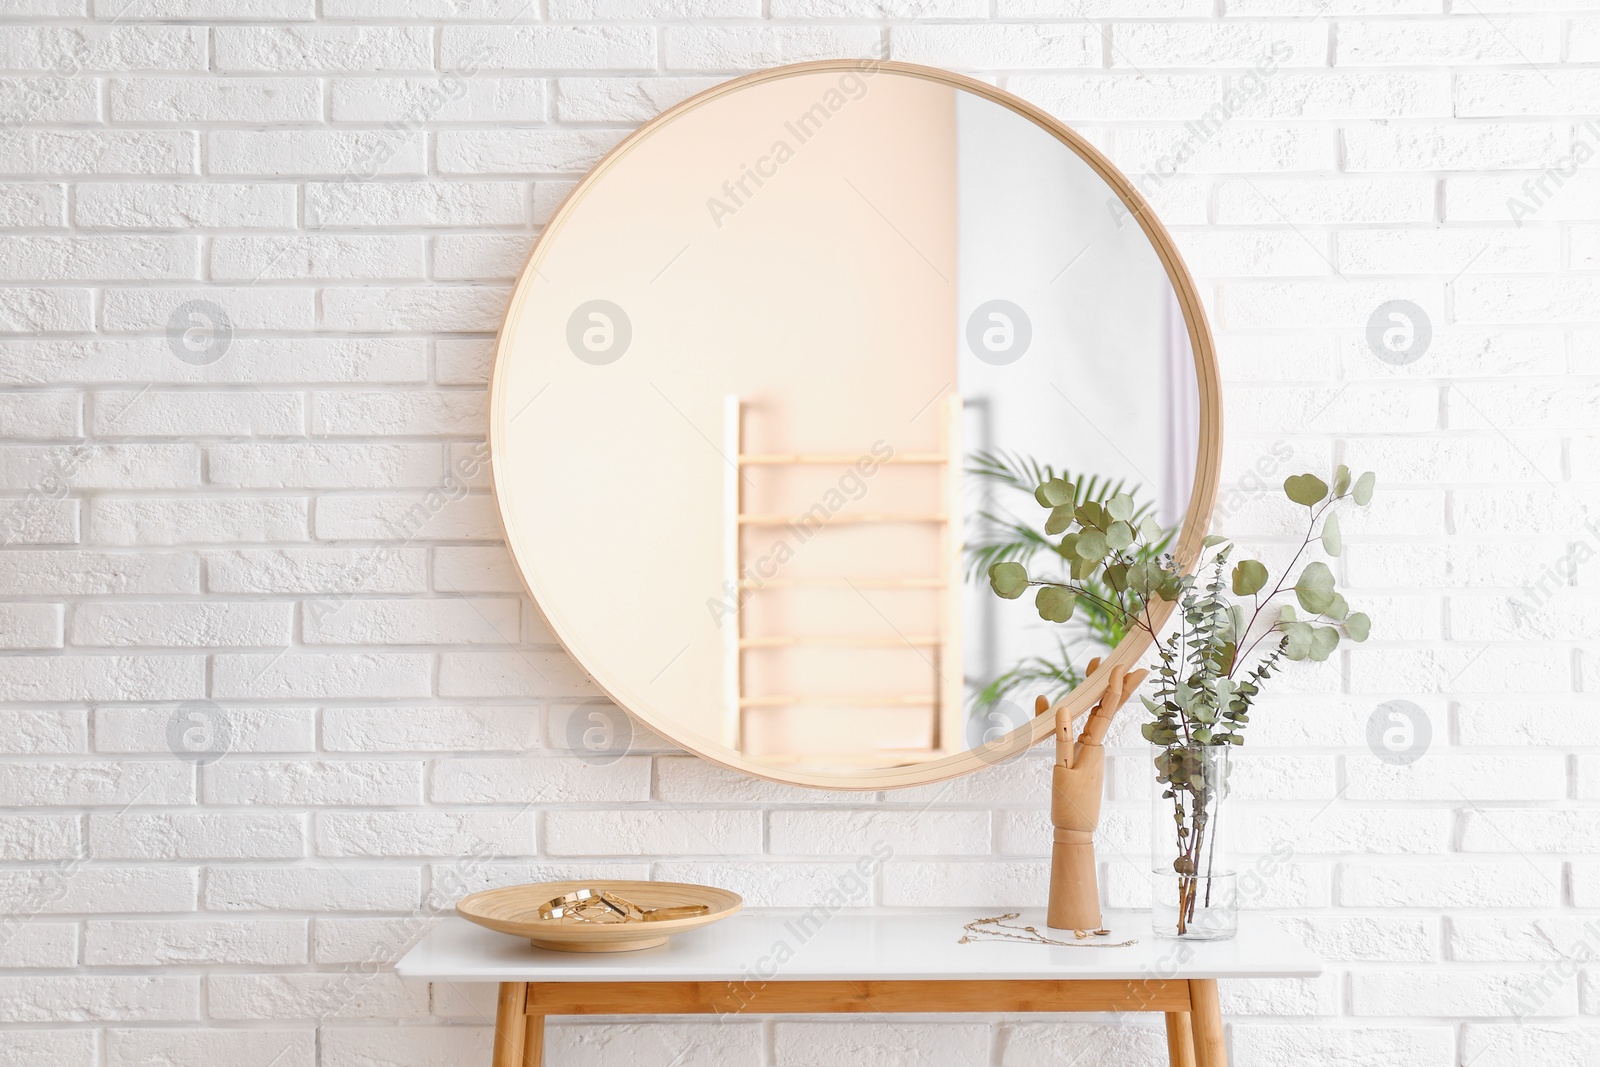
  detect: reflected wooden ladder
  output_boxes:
[722,394,964,762]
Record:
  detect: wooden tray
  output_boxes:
[456,879,744,953]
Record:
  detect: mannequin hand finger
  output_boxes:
[1099,671,1126,713]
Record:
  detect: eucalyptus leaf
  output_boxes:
[1076,528,1109,560]
[1035,477,1074,508]
[1295,560,1336,614]
[1227,603,1248,643]
[1232,559,1269,596]
[1140,517,1166,542]
[1345,611,1371,641]
[1044,504,1074,536]
[1281,621,1313,660]
[1143,722,1179,745]
[1284,473,1329,507]
[1279,604,1297,623]
[1333,464,1351,496]
[988,561,1029,600]
[1202,534,1229,548]
[1036,585,1076,623]
[1107,492,1134,521]
[1322,513,1342,556]
[1057,532,1079,560]
[1106,520,1134,551]
[1104,561,1129,592]
[1308,626,1340,662]
[1353,471,1376,506]
[1127,560,1161,595]
[1076,500,1107,530]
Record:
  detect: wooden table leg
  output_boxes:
[1188,979,1226,1067]
[523,1013,544,1067]
[492,982,528,1067]
[1164,1010,1196,1067]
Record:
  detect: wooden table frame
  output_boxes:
[490,977,1225,1067]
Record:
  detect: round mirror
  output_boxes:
[490,61,1221,789]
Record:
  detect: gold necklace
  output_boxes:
[958,913,1137,948]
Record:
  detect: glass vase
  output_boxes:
[1151,743,1237,941]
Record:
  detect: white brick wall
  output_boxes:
[0,3,1593,1065]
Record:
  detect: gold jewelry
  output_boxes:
[958,912,1137,948]
[538,888,710,925]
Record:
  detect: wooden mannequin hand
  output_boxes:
[1043,659,1148,932]
[1072,657,1151,754]
[1035,658,1152,766]
[1049,658,1151,834]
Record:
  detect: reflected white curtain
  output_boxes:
[1161,288,1201,529]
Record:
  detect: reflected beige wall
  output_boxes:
[496,71,958,760]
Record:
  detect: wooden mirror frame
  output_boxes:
[487,59,1223,791]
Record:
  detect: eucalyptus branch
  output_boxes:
[987,465,1376,751]
[987,463,1378,939]
[966,457,1171,714]
[1020,578,1141,624]
[1235,491,1338,655]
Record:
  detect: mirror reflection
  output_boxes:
[492,67,1201,779]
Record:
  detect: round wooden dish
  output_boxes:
[456,879,744,953]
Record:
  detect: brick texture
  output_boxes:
[0,5,1593,1066]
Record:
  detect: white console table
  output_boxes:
[396,910,1321,1067]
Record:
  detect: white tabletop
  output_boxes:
[396,910,1321,983]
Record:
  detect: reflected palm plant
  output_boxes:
[964,450,1173,716]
